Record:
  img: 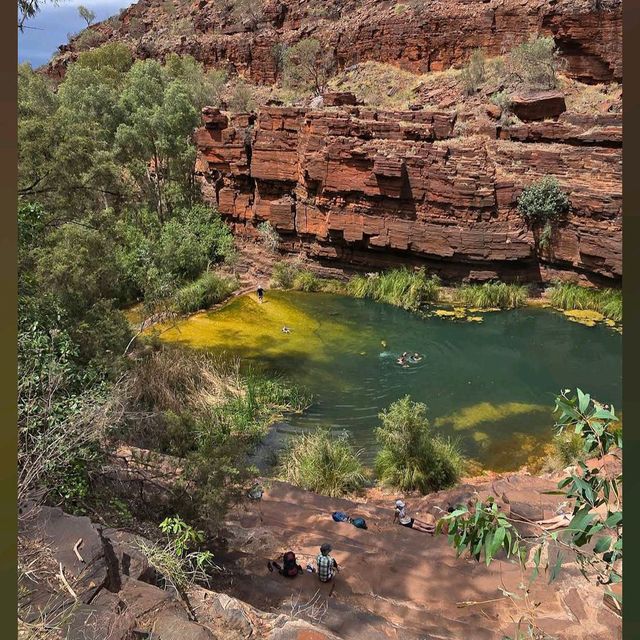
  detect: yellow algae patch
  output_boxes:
[433,309,457,317]
[152,291,374,367]
[472,431,490,447]
[467,307,500,313]
[466,316,483,323]
[123,303,144,325]
[435,401,549,431]
[561,309,605,327]
[483,432,553,472]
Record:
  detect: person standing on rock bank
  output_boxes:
[257,286,264,303]
[316,543,339,583]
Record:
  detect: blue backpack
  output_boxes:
[332,511,349,522]
[351,517,368,529]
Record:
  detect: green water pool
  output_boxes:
[157,290,622,470]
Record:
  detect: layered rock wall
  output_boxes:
[195,105,622,282]
[49,0,622,86]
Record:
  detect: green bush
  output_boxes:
[271,261,299,289]
[552,430,586,467]
[460,49,486,96]
[348,268,440,311]
[257,220,280,252]
[278,429,366,497]
[548,283,622,322]
[173,272,238,314]
[375,396,464,494]
[517,177,570,248]
[507,37,558,90]
[452,282,529,309]
[156,205,235,281]
[292,270,320,292]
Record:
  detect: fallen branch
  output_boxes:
[58,563,77,601]
[73,538,84,563]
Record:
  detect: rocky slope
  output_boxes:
[47,0,621,86]
[19,462,622,640]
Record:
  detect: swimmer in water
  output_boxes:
[282,326,291,334]
[397,355,406,365]
[381,340,387,349]
[412,352,423,362]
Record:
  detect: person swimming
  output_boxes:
[408,352,423,363]
[282,326,291,334]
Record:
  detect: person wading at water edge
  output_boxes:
[257,286,264,303]
[393,500,435,534]
[316,543,339,583]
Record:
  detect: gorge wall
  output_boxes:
[194,103,622,283]
[48,0,622,86]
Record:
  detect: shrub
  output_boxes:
[292,270,320,292]
[552,430,586,467]
[348,268,440,311]
[227,80,256,112]
[173,272,238,314]
[375,396,464,493]
[278,429,366,497]
[460,49,486,96]
[517,177,570,249]
[507,37,559,90]
[452,282,529,309]
[74,28,103,51]
[272,43,288,76]
[257,220,280,252]
[490,89,511,113]
[156,205,235,281]
[271,261,299,289]
[548,283,622,322]
[283,38,334,95]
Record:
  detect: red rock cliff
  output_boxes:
[47,0,621,86]
[194,104,621,282]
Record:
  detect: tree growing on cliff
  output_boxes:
[78,4,95,27]
[460,48,486,96]
[283,38,335,95]
[517,176,569,249]
[507,37,559,90]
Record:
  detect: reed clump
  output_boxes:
[278,429,366,497]
[452,282,528,309]
[548,283,622,322]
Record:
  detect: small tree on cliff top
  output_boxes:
[283,38,334,95]
[78,4,96,27]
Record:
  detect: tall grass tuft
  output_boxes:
[173,272,238,314]
[452,282,528,309]
[348,268,440,311]
[375,396,464,494]
[548,283,622,322]
[278,429,366,497]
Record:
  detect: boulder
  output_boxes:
[322,92,358,107]
[510,91,567,121]
[485,103,502,120]
[154,611,217,640]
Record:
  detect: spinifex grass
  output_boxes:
[548,283,622,322]
[278,429,366,497]
[348,267,440,311]
[452,282,528,309]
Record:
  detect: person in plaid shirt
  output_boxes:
[316,543,338,582]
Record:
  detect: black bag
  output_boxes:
[351,517,368,529]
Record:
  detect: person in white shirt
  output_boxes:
[393,499,435,534]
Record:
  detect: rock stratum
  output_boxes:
[195,103,621,282]
[48,0,621,86]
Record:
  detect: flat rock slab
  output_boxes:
[510,91,567,121]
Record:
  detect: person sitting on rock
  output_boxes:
[268,550,303,578]
[316,543,338,583]
[393,500,435,534]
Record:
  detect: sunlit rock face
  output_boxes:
[194,106,621,283]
